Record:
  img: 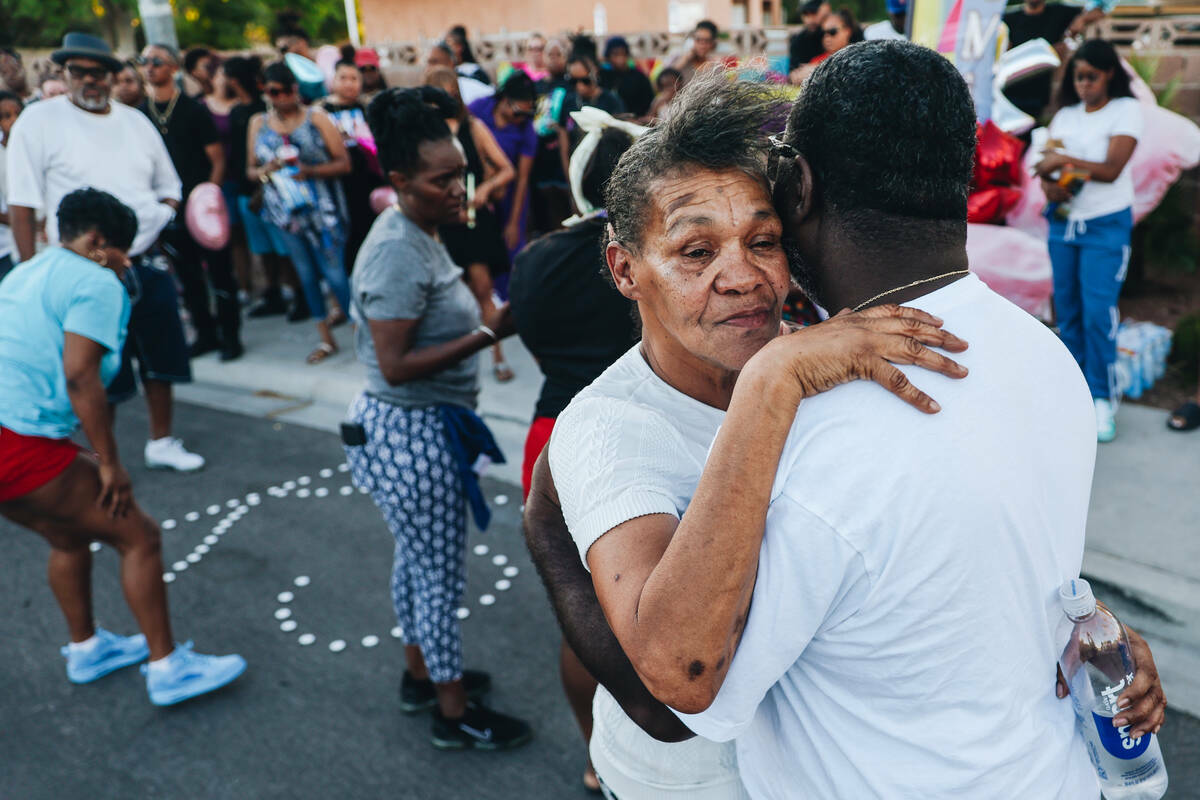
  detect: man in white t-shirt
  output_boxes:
[863,0,908,40]
[530,42,1167,800]
[675,42,1101,798]
[6,33,205,472]
[532,69,975,799]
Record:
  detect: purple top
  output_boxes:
[468,95,538,283]
[208,107,233,163]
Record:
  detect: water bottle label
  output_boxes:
[1091,711,1151,760]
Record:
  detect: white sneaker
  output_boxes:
[1095,398,1116,443]
[144,437,206,472]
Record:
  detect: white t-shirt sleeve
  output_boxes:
[675,494,871,742]
[5,110,47,211]
[1108,96,1143,140]
[548,396,686,567]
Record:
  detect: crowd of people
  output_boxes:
[0,9,1184,799]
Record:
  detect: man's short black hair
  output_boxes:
[183,46,212,75]
[57,188,138,251]
[783,40,975,229]
[147,42,181,65]
[695,20,719,38]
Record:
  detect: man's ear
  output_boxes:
[605,239,641,301]
[774,153,815,234]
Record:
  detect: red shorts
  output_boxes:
[521,416,557,501]
[0,427,81,503]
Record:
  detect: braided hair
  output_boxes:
[366,87,458,176]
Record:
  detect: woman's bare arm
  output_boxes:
[584,307,969,713]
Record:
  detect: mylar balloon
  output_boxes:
[185,182,230,250]
[369,186,398,216]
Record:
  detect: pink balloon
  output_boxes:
[967,223,1053,320]
[186,182,230,251]
[370,186,397,216]
[315,45,342,89]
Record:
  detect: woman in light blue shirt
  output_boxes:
[0,187,245,706]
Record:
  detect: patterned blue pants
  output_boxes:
[344,394,467,683]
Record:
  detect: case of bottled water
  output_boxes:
[1059,578,1168,800]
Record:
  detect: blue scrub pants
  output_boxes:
[1048,207,1133,400]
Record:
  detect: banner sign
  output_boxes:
[910,0,1007,120]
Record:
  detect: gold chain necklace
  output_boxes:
[148,89,180,136]
[851,270,970,312]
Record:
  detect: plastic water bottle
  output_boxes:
[1059,578,1168,799]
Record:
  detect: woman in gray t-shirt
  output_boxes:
[344,87,531,751]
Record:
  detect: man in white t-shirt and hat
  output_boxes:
[6,32,205,472]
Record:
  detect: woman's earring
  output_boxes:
[88,249,109,267]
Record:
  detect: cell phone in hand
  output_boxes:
[340,422,367,447]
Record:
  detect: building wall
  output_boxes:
[359,0,742,43]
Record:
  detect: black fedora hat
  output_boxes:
[51,32,122,73]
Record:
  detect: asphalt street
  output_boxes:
[2,401,1199,799]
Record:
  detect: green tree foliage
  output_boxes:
[0,0,349,51]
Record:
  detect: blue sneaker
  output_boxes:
[141,642,247,706]
[60,628,149,684]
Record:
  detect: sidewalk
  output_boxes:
[178,313,1200,714]
[180,313,538,487]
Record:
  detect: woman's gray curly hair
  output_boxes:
[603,69,789,253]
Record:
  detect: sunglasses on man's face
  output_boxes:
[266,86,293,98]
[66,63,111,81]
[572,75,595,86]
[823,26,844,36]
[137,56,171,68]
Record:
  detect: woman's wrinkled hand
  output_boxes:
[752,303,969,414]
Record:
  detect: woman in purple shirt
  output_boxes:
[468,72,538,299]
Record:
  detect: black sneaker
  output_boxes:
[189,336,220,358]
[400,669,491,714]
[247,292,287,318]
[431,702,532,751]
[219,341,245,362]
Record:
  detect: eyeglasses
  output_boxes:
[823,27,844,36]
[137,56,171,68]
[359,65,379,72]
[66,64,111,80]
[507,99,533,117]
[266,86,293,98]
[572,75,595,86]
